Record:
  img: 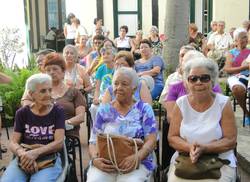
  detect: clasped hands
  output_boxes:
[189,142,206,163]
[17,148,40,174]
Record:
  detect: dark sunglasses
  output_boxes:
[187,74,211,83]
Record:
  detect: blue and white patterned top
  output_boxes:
[89,100,158,171]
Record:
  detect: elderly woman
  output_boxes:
[43,53,86,136]
[163,50,222,122]
[168,58,237,181]
[102,51,152,105]
[77,34,92,67]
[87,67,157,181]
[1,73,65,181]
[63,45,92,92]
[223,31,250,125]
[148,26,163,56]
[159,45,195,104]
[135,39,165,100]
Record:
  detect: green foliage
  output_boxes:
[0,68,37,123]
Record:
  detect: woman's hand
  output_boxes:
[118,154,138,173]
[93,158,116,173]
[189,143,205,163]
[19,149,39,171]
[93,98,99,105]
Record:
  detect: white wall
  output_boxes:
[65,0,97,35]
[213,0,249,32]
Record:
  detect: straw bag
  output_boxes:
[18,143,57,170]
[175,153,230,180]
[97,133,143,173]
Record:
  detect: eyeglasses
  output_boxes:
[187,74,211,83]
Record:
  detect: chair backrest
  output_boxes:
[56,140,69,182]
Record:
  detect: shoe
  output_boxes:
[244,116,250,126]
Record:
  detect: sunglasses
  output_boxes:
[187,74,211,83]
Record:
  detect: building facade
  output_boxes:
[24,0,250,52]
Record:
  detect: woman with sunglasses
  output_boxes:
[167,57,237,181]
[163,50,222,123]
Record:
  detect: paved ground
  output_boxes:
[0,103,250,181]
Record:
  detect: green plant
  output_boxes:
[0,68,36,124]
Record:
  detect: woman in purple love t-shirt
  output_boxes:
[1,73,65,182]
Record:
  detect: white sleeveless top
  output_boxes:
[65,24,76,39]
[115,36,131,48]
[172,93,236,167]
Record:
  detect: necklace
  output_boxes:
[52,83,68,99]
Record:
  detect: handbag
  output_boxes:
[18,143,57,170]
[174,153,230,180]
[97,133,143,173]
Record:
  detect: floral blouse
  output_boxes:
[89,100,158,171]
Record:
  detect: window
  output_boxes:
[47,0,66,30]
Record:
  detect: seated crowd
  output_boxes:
[1,17,250,182]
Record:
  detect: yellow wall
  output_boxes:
[213,0,249,32]
[158,0,166,35]
[142,0,152,38]
[103,0,114,39]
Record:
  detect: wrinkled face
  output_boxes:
[45,65,64,82]
[119,28,127,37]
[64,48,77,63]
[185,67,212,94]
[31,82,52,106]
[113,73,134,102]
[140,43,151,57]
[115,57,130,69]
[79,35,88,45]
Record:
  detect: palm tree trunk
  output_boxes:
[163,0,190,73]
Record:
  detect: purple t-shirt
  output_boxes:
[165,81,222,102]
[14,104,65,145]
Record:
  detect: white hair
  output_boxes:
[113,67,139,89]
[25,73,52,92]
[183,57,219,87]
[233,28,247,41]
[182,50,205,63]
